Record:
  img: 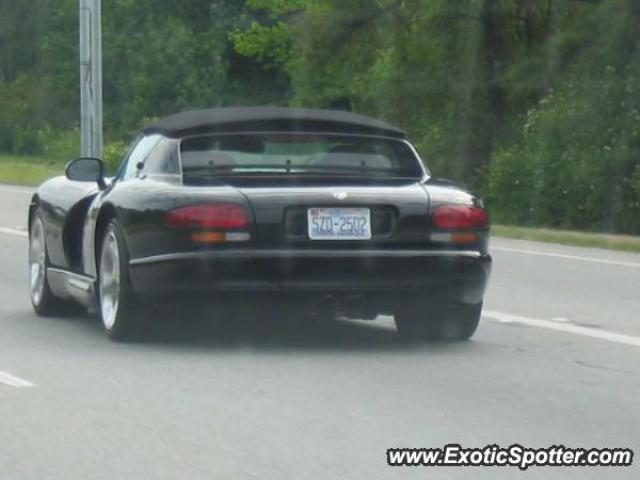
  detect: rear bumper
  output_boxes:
[129,249,492,307]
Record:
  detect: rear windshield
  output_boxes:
[179,133,423,178]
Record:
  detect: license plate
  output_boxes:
[308,207,371,240]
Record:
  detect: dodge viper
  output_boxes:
[28,107,492,341]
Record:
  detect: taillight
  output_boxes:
[432,205,488,229]
[164,204,249,229]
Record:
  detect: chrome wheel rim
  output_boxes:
[29,218,47,305]
[99,231,120,330]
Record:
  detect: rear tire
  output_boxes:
[29,210,67,316]
[98,220,143,341]
[395,302,482,342]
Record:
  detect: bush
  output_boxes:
[488,72,640,234]
[486,1,640,234]
[487,147,536,226]
[38,127,80,162]
[103,139,129,174]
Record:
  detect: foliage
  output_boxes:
[103,139,129,174]
[232,0,640,233]
[488,0,640,233]
[0,0,638,232]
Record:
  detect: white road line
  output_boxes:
[0,227,27,238]
[0,186,33,195]
[491,245,640,269]
[484,310,640,348]
[0,371,36,388]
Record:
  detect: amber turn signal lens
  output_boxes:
[191,232,226,243]
[451,232,478,244]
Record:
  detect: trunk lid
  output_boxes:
[210,176,430,246]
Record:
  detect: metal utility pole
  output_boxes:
[79,0,103,159]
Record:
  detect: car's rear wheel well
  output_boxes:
[28,195,40,233]
[94,204,118,273]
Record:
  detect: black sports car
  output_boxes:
[28,107,492,341]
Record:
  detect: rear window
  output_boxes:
[179,133,424,178]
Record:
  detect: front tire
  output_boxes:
[98,220,142,341]
[395,302,482,342]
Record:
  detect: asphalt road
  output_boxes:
[0,185,638,480]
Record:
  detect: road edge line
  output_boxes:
[0,371,37,388]
[491,246,640,268]
[0,227,27,237]
[484,310,640,348]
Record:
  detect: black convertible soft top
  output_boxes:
[143,107,406,139]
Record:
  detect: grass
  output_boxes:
[493,224,640,253]
[0,154,65,186]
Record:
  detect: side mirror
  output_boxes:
[65,157,106,189]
